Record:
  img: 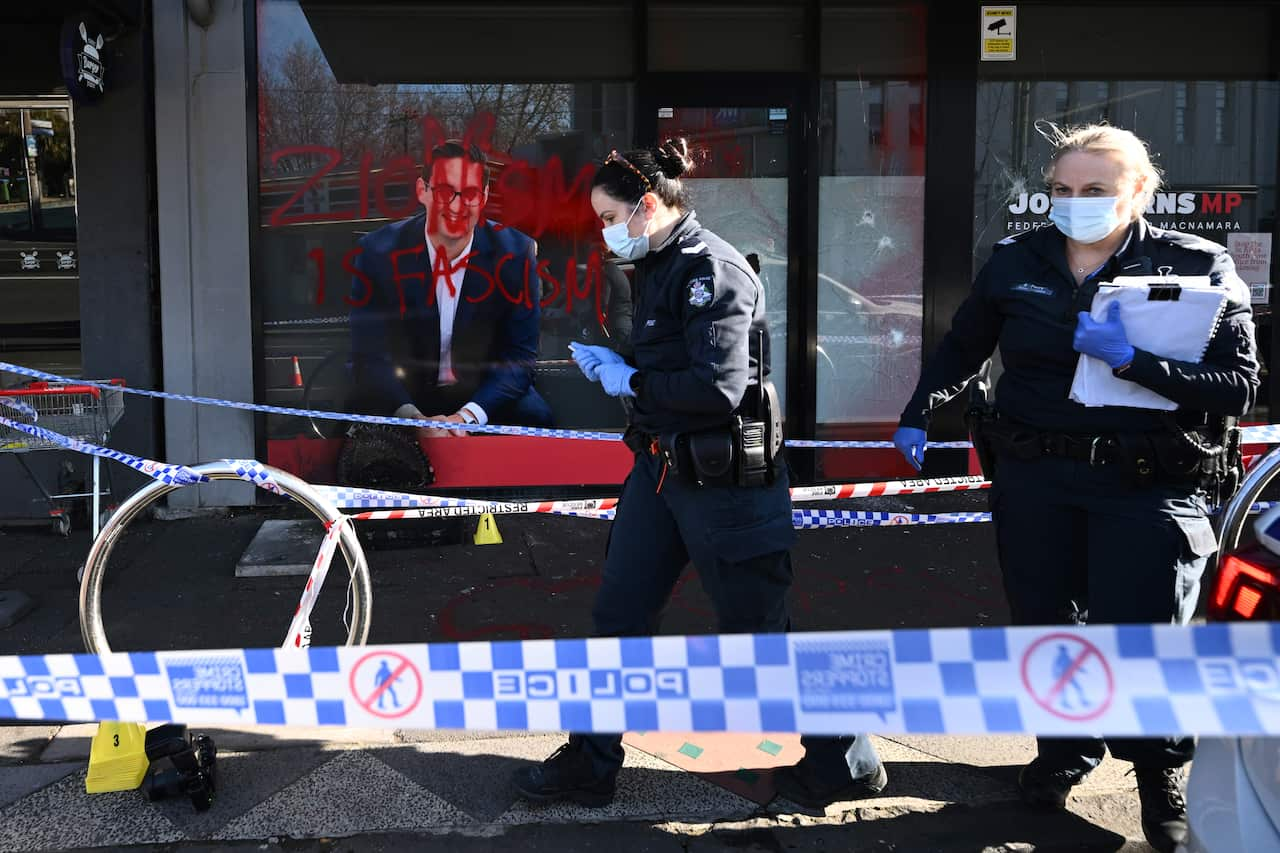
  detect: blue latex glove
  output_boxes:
[1074,301,1135,369]
[598,362,637,398]
[893,427,928,472]
[568,343,624,382]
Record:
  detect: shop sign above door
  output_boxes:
[60,15,107,103]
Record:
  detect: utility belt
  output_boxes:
[624,416,776,488]
[972,413,1241,500]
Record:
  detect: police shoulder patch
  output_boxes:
[687,275,714,308]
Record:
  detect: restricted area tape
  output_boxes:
[331,476,991,516]
[2,623,1278,737]
[0,416,995,531]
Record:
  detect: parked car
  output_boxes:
[1180,501,1280,852]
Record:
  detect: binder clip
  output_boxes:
[1148,265,1181,301]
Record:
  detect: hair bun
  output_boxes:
[654,138,694,179]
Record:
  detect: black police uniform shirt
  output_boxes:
[900,219,1259,435]
[626,212,772,437]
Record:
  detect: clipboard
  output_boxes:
[1069,274,1226,410]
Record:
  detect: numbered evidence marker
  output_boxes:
[474,512,503,545]
[86,722,150,793]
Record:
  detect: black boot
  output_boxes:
[1017,758,1090,809]
[511,737,616,807]
[1134,766,1188,853]
[772,760,887,808]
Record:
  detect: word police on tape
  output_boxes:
[2,623,1279,737]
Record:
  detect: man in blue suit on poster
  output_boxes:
[348,139,551,437]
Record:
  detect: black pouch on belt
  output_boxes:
[671,427,736,487]
[982,420,1045,462]
[1112,431,1159,488]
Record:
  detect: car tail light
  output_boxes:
[1211,546,1280,621]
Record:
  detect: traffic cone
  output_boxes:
[85,722,150,793]
[474,512,503,545]
[291,356,304,388]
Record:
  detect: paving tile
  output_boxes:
[372,736,555,823]
[214,749,473,840]
[0,762,80,810]
[0,725,59,765]
[150,747,332,840]
[496,738,759,825]
[766,736,1014,819]
[625,732,802,805]
[883,734,1137,794]
[0,769,184,851]
[36,723,96,763]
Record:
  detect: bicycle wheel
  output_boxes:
[1216,445,1280,556]
[78,461,373,654]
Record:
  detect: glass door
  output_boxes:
[0,102,79,377]
[641,77,805,425]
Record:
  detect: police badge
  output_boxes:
[687,277,713,308]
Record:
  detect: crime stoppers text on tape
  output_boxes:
[2,623,1279,737]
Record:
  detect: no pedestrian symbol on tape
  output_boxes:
[1020,633,1114,721]
[350,651,422,719]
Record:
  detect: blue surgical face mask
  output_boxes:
[1048,196,1123,244]
[601,199,650,260]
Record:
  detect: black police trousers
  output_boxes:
[991,451,1218,772]
[578,449,851,779]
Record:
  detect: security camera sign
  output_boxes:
[981,7,1017,61]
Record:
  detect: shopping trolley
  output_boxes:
[0,379,125,538]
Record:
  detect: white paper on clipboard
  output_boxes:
[1069,275,1225,410]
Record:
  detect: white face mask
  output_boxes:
[601,198,650,260]
[1048,196,1123,244]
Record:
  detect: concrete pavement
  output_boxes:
[0,722,1150,851]
[0,489,1156,849]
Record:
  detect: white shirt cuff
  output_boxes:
[394,403,425,420]
[460,402,488,425]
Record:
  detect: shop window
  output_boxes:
[0,105,79,376]
[1174,82,1191,144]
[256,0,637,481]
[974,78,1280,421]
[1215,82,1234,145]
[815,79,926,444]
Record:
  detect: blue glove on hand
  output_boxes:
[568,343,624,382]
[598,363,637,398]
[893,426,928,472]
[1074,301,1135,369]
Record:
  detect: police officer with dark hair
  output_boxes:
[893,124,1259,853]
[511,140,887,808]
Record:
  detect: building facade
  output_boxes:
[1,1,1277,511]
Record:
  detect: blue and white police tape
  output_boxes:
[0,360,969,450]
[3,623,1279,737]
[794,510,990,528]
[0,416,207,487]
[0,415,289,498]
[0,397,38,420]
[5,415,1274,532]
[7,359,1280,449]
[0,418,995,530]
[537,509,998,528]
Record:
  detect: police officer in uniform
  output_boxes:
[893,125,1258,853]
[512,141,887,808]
